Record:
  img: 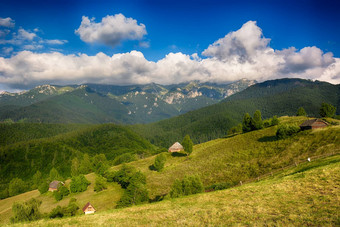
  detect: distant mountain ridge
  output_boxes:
[0,79,255,124]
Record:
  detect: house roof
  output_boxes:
[300,119,328,127]
[82,202,95,212]
[169,142,184,150]
[49,180,61,189]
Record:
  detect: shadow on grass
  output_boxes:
[171,152,187,157]
[258,135,277,142]
[149,194,167,203]
[149,165,156,171]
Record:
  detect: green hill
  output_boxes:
[11,155,339,226]
[131,78,340,147]
[0,123,156,187]
[0,116,339,225]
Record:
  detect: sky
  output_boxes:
[0,0,340,92]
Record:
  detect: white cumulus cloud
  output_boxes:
[75,14,147,47]
[0,20,339,90]
[0,17,15,28]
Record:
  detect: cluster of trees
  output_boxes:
[228,110,279,135]
[104,165,149,208]
[11,198,42,223]
[49,198,79,219]
[297,103,337,118]
[169,175,204,198]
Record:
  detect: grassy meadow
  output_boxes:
[0,116,339,225]
[7,154,340,226]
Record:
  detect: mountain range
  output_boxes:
[0,79,255,124]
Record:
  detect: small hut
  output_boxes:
[82,202,96,215]
[48,180,63,192]
[300,119,328,131]
[168,142,184,152]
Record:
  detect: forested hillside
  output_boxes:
[0,124,157,193]
[131,78,340,147]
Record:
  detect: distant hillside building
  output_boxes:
[82,202,96,215]
[48,180,64,192]
[300,119,328,131]
[168,142,184,152]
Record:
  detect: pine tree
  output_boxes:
[182,135,193,156]
[242,113,252,132]
[297,107,307,116]
[252,110,263,130]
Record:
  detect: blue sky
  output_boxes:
[0,0,340,91]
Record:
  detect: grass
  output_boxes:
[0,173,124,225]
[1,116,339,225]
[7,154,340,226]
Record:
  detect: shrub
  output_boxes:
[153,153,167,172]
[117,171,148,208]
[70,175,90,193]
[49,205,64,219]
[53,191,63,201]
[113,153,137,165]
[94,175,107,192]
[228,123,242,135]
[271,115,279,126]
[276,124,300,139]
[11,198,42,223]
[297,107,307,116]
[170,175,204,198]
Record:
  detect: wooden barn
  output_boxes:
[168,142,184,152]
[82,202,96,215]
[48,180,64,192]
[300,119,328,131]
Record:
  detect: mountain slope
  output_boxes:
[0,79,254,124]
[131,78,340,147]
[17,155,340,226]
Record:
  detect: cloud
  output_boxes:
[2,47,13,55]
[44,39,68,45]
[0,17,15,28]
[0,21,339,90]
[17,28,37,41]
[75,14,147,47]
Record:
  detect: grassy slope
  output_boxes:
[9,154,340,226]
[127,117,339,198]
[131,78,340,147]
[1,117,339,225]
[0,173,124,225]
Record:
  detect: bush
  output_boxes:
[276,124,300,139]
[49,205,64,219]
[53,191,63,201]
[153,153,167,172]
[117,171,148,208]
[70,175,90,193]
[227,123,242,135]
[271,115,279,126]
[49,198,79,219]
[112,164,137,189]
[170,175,204,198]
[113,153,137,165]
[11,198,42,223]
[297,107,307,116]
[94,175,107,192]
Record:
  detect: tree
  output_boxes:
[242,113,252,132]
[320,103,336,118]
[182,135,193,156]
[271,115,279,126]
[11,198,42,223]
[94,175,107,192]
[79,154,93,174]
[252,110,263,130]
[276,124,300,139]
[32,171,42,189]
[153,153,166,172]
[297,107,307,116]
[227,123,242,135]
[71,158,80,177]
[117,171,148,207]
[169,175,204,198]
[113,164,137,189]
[49,168,60,181]
[8,178,27,197]
[70,175,90,193]
[38,181,49,194]
[169,179,183,198]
